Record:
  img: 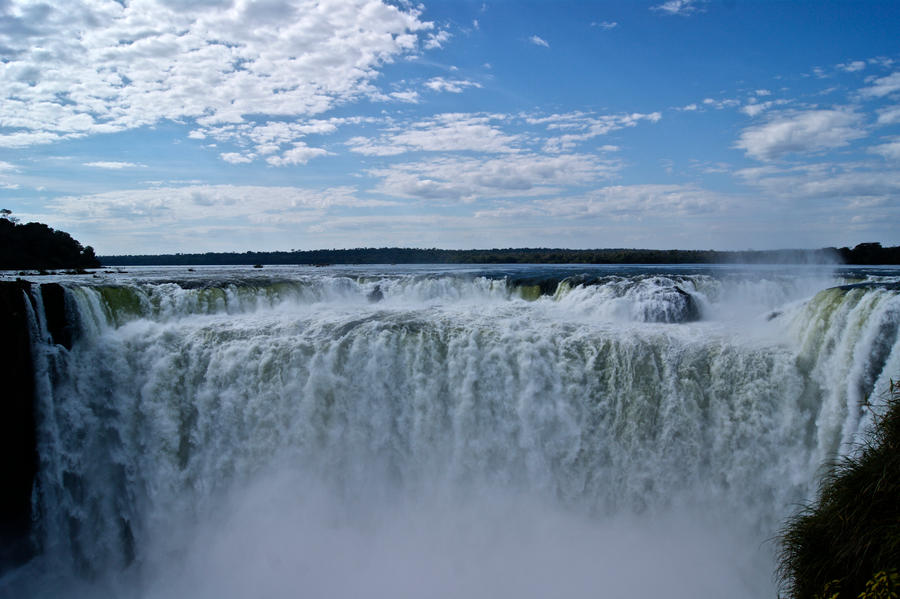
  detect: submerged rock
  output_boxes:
[367,284,384,303]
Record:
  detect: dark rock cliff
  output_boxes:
[0,280,39,570]
[0,280,72,572]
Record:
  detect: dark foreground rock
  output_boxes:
[0,280,39,571]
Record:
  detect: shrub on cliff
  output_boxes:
[778,380,900,599]
[0,212,99,270]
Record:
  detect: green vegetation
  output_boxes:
[99,243,900,266]
[778,380,900,599]
[0,210,100,270]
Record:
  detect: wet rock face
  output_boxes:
[0,281,77,572]
[672,286,702,323]
[0,281,38,571]
[41,282,74,350]
[367,284,384,303]
[635,285,701,323]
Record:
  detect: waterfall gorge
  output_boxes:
[2,265,899,598]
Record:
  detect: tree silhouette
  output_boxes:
[0,212,100,270]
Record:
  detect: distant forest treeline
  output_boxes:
[3,209,896,269]
[100,242,900,266]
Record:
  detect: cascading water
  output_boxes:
[2,265,899,599]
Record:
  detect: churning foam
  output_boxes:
[4,267,899,598]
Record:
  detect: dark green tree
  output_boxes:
[0,212,101,270]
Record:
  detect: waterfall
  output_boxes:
[4,267,899,598]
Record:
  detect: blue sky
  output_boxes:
[1,0,899,254]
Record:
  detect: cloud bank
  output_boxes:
[0,0,432,152]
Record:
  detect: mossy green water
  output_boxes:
[97,286,147,325]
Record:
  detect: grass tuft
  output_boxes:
[778,380,900,599]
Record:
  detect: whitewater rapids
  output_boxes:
[3,264,899,598]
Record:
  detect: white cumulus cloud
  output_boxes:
[876,105,900,126]
[196,118,367,165]
[837,60,866,72]
[50,184,394,226]
[390,90,421,103]
[0,0,433,148]
[532,111,662,153]
[736,162,900,203]
[651,0,702,16]
[741,102,773,117]
[477,184,726,220]
[529,35,549,48]
[871,138,900,161]
[370,153,618,203]
[735,109,866,161]
[860,71,900,97]
[347,113,521,156]
[83,161,144,169]
[265,143,330,166]
[220,152,255,164]
[424,29,451,50]
[424,77,483,94]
